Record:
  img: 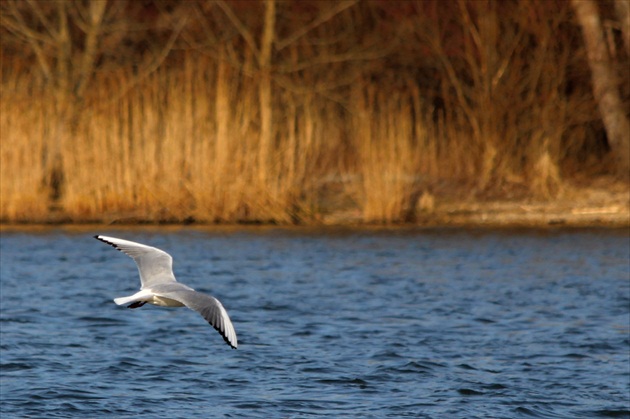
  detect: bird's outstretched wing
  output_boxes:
[95,235,177,288]
[154,288,238,349]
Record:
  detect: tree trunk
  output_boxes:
[614,0,630,55]
[258,0,276,183]
[571,0,630,177]
[75,0,108,100]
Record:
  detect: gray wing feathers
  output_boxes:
[162,290,238,349]
[95,235,176,287]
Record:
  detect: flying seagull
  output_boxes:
[95,235,237,349]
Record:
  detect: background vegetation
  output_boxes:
[1,0,628,224]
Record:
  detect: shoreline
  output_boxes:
[2,179,628,231]
[1,203,627,232]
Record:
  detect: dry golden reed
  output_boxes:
[0,54,354,223]
[0,45,592,224]
[0,71,50,221]
[348,80,424,223]
[1,0,619,225]
[0,52,577,225]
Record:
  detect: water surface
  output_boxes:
[1,228,629,418]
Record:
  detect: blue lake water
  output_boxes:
[1,228,629,418]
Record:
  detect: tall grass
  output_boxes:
[1,53,350,223]
[0,71,49,220]
[0,48,596,224]
[0,1,612,224]
[349,79,425,223]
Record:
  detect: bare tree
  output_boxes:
[572,0,630,177]
[211,0,372,182]
[1,0,186,202]
[2,0,109,200]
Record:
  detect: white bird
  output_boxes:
[95,235,237,349]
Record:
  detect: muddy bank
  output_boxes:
[2,181,627,229]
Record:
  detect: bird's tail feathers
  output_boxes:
[113,290,153,306]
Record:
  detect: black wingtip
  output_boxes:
[209,321,237,349]
[94,235,122,252]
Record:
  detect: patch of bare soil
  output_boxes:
[321,176,629,227]
[416,176,629,228]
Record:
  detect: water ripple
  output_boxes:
[1,229,628,418]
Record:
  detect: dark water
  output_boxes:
[1,228,629,418]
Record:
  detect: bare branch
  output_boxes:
[89,15,188,111]
[259,0,276,66]
[276,0,359,51]
[24,0,56,38]
[215,0,261,63]
[74,0,108,99]
[274,44,394,74]
[2,1,54,44]
[2,1,53,79]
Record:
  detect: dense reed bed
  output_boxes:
[0,0,625,224]
[1,54,346,223]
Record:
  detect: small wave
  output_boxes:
[316,377,369,389]
[1,362,34,371]
[77,316,126,325]
[588,409,630,418]
[458,388,484,396]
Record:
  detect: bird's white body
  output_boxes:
[95,235,238,349]
[114,291,185,307]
